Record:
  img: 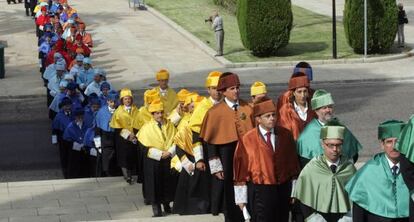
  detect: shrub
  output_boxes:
[236,0,293,56]
[213,0,237,14]
[343,0,398,54]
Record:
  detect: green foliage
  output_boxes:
[236,0,293,56]
[344,0,398,54]
[213,0,237,14]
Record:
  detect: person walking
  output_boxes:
[398,3,408,48]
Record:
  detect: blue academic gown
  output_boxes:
[52,110,73,178]
[76,68,95,89]
[83,107,97,129]
[63,120,89,178]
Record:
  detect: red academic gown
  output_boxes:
[234,126,300,222]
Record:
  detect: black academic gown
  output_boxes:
[207,141,244,222]
[142,146,177,205]
[352,203,409,222]
[399,155,414,222]
[173,142,211,215]
[114,129,138,170]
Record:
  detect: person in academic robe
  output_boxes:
[35,6,50,37]
[395,115,414,222]
[84,68,109,97]
[346,120,409,222]
[95,91,120,177]
[70,34,91,58]
[249,81,268,107]
[233,99,300,222]
[167,88,192,126]
[200,72,254,222]
[188,71,222,171]
[83,96,101,129]
[293,122,356,222]
[51,97,74,178]
[297,89,362,168]
[152,69,178,116]
[276,72,316,141]
[63,107,89,178]
[109,88,140,184]
[76,57,95,91]
[173,93,212,215]
[77,22,93,48]
[136,99,178,217]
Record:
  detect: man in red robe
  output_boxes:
[233,98,300,222]
[45,40,71,67]
[70,34,91,57]
[77,23,93,48]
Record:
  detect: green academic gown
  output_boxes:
[293,155,356,220]
[296,119,362,167]
[345,152,409,221]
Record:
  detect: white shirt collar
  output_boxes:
[210,96,219,105]
[258,125,276,151]
[385,155,400,173]
[108,106,115,114]
[317,119,326,126]
[326,158,340,167]
[293,101,308,121]
[224,97,239,110]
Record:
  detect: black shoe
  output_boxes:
[126,177,134,185]
[152,204,162,217]
[144,199,151,205]
[163,203,172,215]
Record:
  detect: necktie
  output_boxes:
[157,122,162,129]
[265,132,273,151]
[392,165,399,176]
[330,164,337,174]
[233,104,238,111]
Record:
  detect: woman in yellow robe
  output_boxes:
[109,88,140,184]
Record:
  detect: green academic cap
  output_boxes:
[311,89,334,110]
[320,118,345,140]
[396,116,414,162]
[378,120,406,140]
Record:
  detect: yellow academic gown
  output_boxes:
[173,112,211,214]
[154,87,178,116]
[109,105,140,168]
[137,119,178,204]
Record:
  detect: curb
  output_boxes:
[146,6,414,68]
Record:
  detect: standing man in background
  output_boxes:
[211,10,224,56]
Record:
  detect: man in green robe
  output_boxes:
[346,120,409,222]
[396,115,414,222]
[296,89,362,168]
[293,123,356,222]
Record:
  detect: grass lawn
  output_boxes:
[145,0,398,62]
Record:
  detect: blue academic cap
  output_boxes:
[59,97,72,108]
[73,107,84,116]
[293,61,313,81]
[107,90,119,101]
[100,82,111,91]
[66,82,77,90]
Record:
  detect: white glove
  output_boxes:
[72,142,82,151]
[90,148,97,157]
[93,136,101,148]
[51,135,57,144]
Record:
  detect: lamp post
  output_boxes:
[332,0,337,59]
[364,0,367,59]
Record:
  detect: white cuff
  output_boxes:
[50,90,57,97]
[291,179,297,197]
[39,25,44,31]
[181,157,195,176]
[93,136,101,148]
[193,144,204,162]
[234,185,248,204]
[90,148,97,156]
[209,158,223,174]
[72,142,83,151]
[148,148,163,161]
[51,135,58,144]
[167,144,176,157]
[120,129,132,140]
[169,111,182,126]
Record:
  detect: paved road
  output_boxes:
[1,81,413,182]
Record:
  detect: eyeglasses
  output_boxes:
[324,143,343,149]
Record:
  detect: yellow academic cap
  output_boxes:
[120,88,133,99]
[144,89,160,106]
[177,89,192,102]
[250,81,267,96]
[184,93,205,108]
[148,98,164,113]
[156,69,170,81]
[205,71,222,88]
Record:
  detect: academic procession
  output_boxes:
[26,0,414,221]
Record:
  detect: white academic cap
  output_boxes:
[64,73,74,81]
[59,80,69,88]
[55,61,66,71]
[94,68,106,77]
[75,54,84,62]
[54,52,63,60]
[83,57,92,65]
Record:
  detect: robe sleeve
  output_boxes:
[233,140,249,185]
